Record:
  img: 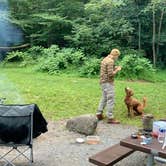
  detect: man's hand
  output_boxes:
[115,66,122,71]
[113,66,122,75]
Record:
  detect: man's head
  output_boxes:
[109,48,120,60]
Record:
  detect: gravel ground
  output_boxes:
[0,120,164,166]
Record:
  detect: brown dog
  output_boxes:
[124,87,146,117]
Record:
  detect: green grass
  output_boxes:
[154,69,166,82]
[0,66,166,127]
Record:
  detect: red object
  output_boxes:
[151,132,158,138]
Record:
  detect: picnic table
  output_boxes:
[120,136,166,166]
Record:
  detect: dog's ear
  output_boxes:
[125,87,129,91]
[130,89,134,96]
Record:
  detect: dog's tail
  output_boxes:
[143,97,147,108]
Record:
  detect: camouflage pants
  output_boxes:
[97,83,115,119]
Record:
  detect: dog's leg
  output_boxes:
[127,106,130,117]
[129,106,134,118]
[137,105,144,116]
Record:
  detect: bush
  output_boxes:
[35,53,67,74]
[79,58,101,77]
[36,45,85,74]
[118,54,155,81]
[4,46,46,66]
[43,45,60,57]
[5,51,25,62]
[122,48,145,58]
[4,51,36,67]
[26,46,44,60]
[61,48,86,66]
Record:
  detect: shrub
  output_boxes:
[43,45,60,57]
[36,46,85,74]
[118,54,155,81]
[5,51,25,62]
[4,51,36,66]
[122,48,145,58]
[26,46,44,59]
[61,48,86,66]
[79,58,101,77]
[5,46,45,66]
[36,53,67,74]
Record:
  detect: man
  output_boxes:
[96,48,121,124]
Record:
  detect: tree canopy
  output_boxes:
[7,0,166,68]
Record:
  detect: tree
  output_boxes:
[79,0,134,56]
[7,0,166,68]
[152,1,156,67]
[144,0,166,67]
[8,0,85,47]
[156,3,165,58]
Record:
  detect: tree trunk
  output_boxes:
[152,3,156,68]
[0,44,29,50]
[156,9,164,56]
[138,20,141,51]
[135,1,141,51]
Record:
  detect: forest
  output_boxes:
[0,0,166,80]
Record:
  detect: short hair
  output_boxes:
[110,49,120,56]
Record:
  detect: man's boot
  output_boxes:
[96,113,104,120]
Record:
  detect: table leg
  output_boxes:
[147,154,154,166]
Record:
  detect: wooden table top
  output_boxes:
[120,137,166,158]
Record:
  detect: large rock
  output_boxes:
[66,114,98,135]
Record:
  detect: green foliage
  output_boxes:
[4,51,33,66]
[5,47,157,81]
[67,24,97,55]
[121,48,145,58]
[43,45,60,57]
[26,46,44,59]
[36,53,68,74]
[5,51,24,62]
[29,14,73,46]
[4,46,44,66]
[54,0,85,20]
[7,0,166,68]
[118,54,155,81]
[35,45,85,74]
[61,48,86,65]
[67,1,134,57]
[79,58,101,77]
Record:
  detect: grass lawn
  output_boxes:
[0,66,166,127]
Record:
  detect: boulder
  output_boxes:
[66,114,97,135]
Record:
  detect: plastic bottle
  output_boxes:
[158,128,166,143]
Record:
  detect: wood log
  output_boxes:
[0,43,30,50]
